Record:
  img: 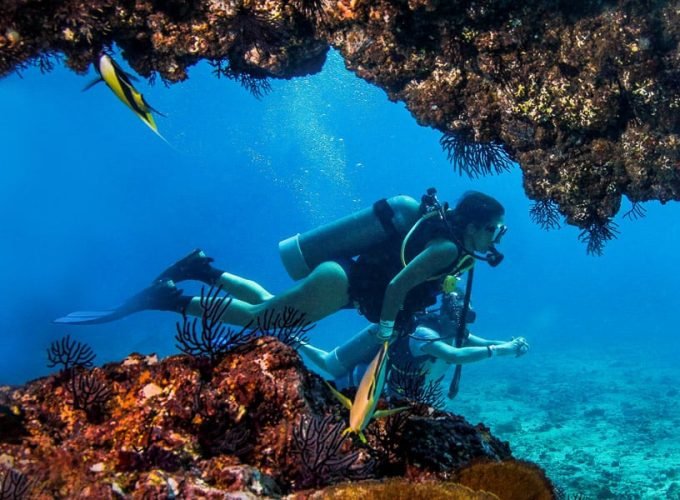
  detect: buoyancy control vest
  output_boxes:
[347,210,471,324]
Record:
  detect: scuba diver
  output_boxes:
[55,190,509,347]
[297,290,530,392]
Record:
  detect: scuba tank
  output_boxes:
[278,195,420,280]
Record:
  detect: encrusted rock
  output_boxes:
[0,0,677,247]
[0,337,540,496]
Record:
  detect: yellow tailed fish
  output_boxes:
[84,53,166,140]
[326,341,408,444]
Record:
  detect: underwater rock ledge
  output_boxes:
[1,0,677,245]
[0,337,556,498]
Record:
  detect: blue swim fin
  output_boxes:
[53,309,129,325]
[54,280,189,325]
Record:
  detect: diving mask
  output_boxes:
[471,223,507,267]
[486,223,507,245]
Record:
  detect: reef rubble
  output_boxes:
[1,0,677,250]
[0,337,556,498]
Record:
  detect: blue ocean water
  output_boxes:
[1,51,678,496]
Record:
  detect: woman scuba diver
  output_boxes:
[55,190,508,347]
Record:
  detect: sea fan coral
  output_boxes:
[176,285,316,365]
[577,220,620,256]
[291,414,373,489]
[530,199,562,230]
[67,371,112,417]
[440,133,515,178]
[175,285,255,363]
[46,335,110,420]
[210,59,273,99]
[388,362,445,411]
[364,410,411,476]
[252,306,314,348]
[623,201,647,220]
[0,467,31,499]
[47,334,95,372]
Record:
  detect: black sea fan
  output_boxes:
[364,410,411,475]
[623,201,647,220]
[67,372,112,412]
[0,467,32,500]
[234,72,272,99]
[47,335,95,373]
[294,0,328,22]
[209,59,272,99]
[388,362,445,411]
[440,132,514,177]
[253,306,314,348]
[530,199,562,230]
[229,6,283,54]
[292,414,374,489]
[175,285,256,363]
[578,220,620,256]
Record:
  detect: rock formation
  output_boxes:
[0,337,556,497]
[1,0,677,251]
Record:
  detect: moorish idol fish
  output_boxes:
[326,341,407,444]
[84,53,164,139]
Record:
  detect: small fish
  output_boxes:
[84,53,165,139]
[326,341,407,443]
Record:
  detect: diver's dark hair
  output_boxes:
[448,191,504,231]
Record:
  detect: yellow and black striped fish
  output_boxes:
[84,53,164,139]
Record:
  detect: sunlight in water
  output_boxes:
[259,54,373,226]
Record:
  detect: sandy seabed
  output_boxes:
[452,342,680,499]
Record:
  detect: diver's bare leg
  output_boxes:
[297,343,338,376]
[215,272,274,304]
[299,324,381,378]
[185,261,350,326]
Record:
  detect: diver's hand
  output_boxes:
[511,336,529,357]
[495,338,529,357]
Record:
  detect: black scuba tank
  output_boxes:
[278,195,420,280]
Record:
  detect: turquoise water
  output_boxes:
[1,51,678,497]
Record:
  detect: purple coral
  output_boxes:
[0,467,31,500]
[291,414,374,489]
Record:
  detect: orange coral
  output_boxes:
[303,478,500,499]
[336,0,360,20]
[454,459,556,500]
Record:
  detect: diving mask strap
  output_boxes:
[447,266,475,399]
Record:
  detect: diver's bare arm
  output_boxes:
[421,340,494,364]
[465,333,506,347]
[379,239,459,324]
[466,335,530,357]
[423,339,524,362]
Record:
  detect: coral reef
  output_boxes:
[300,477,500,499]
[0,466,32,499]
[1,0,678,248]
[453,459,557,499]
[0,337,546,496]
[175,285,312,367]
[292,414,373,489]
